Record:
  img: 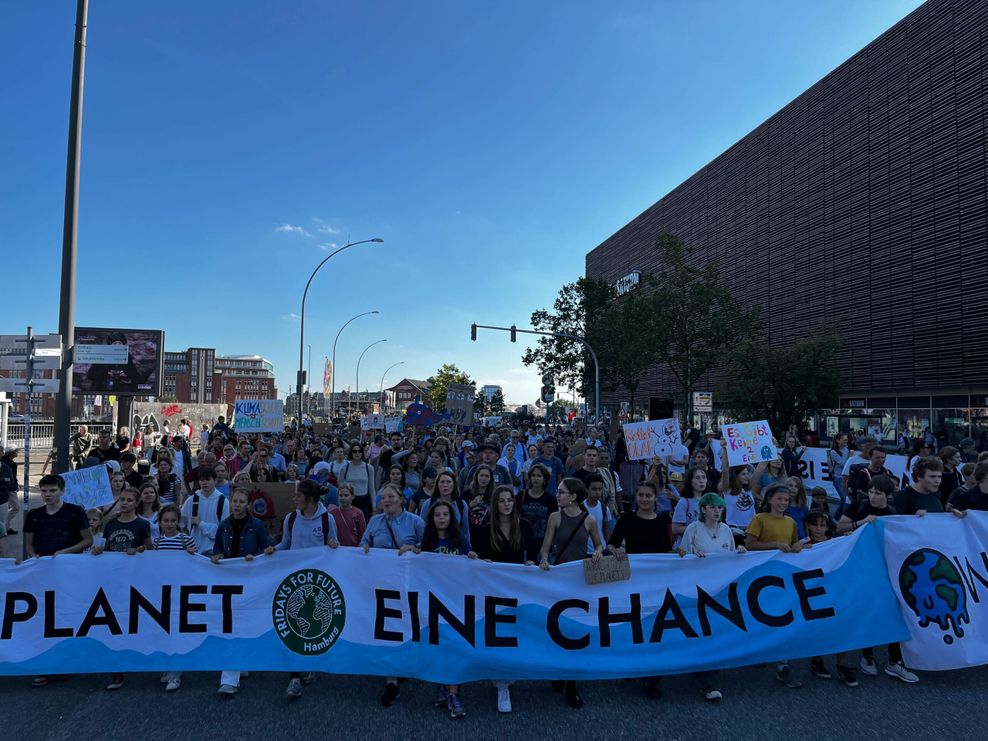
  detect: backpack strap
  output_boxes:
[288,510,297,536]
[321,510,330,544]
[216,495,226,521]
[192,493,200,519]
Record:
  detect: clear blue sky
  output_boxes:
[2,0,924,405]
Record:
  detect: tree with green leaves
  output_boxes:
[473,393,487,417]
[721,333,842,433]
[593,285,663,419]
[426,363,473,412]
[647,234,759,419]
[522,277,615,398]
[489,388,506,415]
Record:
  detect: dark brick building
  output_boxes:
[586,0,988,446]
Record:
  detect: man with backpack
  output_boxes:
[847,446,893,502]
[276,479,340,699]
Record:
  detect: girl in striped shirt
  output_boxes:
[151,505,196,553]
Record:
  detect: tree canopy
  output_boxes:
[426,363,473,412]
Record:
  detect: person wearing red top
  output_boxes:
[330,483,366,547]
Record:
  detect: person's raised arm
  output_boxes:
[586,515,603,562]
[835,514,856,535]
[751,461,770,498]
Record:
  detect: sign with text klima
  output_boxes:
[233,400,284,433]
[723,420,777,467]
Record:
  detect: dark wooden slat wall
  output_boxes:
[585,0,988,408]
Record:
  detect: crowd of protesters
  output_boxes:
[6,412,988,717]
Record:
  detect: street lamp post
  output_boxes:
[296,238,383,423]
[379,361,406,410]
[330,310,379,422]
[354,339,387,416]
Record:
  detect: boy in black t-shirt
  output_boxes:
[24,474,92,558]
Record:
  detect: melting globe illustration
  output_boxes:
[898,548,970,644]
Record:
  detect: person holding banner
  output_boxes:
[360,484,425,707]
[745,482,803,689]
[207,486,274,696]
[538,478,603,710]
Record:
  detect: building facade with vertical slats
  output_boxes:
[586,0,988,447]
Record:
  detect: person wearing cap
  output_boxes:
[456,439,477,472]
[461,443,513,490]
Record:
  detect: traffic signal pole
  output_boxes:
[470,323,600,423]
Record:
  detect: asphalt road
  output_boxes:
[3,653,985,741]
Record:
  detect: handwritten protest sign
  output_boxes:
[723,420,777,466]
[446,383,475,427]
[622,418,682,461]
[60,465,114,509]
[233,399,284,433]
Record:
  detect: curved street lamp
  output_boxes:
[296,238,383,420]
[379,361,406,409]
[330,310,379,420]
[354,339,387,415]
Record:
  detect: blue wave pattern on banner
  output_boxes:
[0,524,909,682]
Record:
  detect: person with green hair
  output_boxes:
[677,492,744,558]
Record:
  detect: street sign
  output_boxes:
[541,373,553,386]
[541,385,555,404]
[0,378,60,394]
[0,334,62,370]
[693,391,713,413]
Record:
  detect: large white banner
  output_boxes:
[884,512,988,670]
[0,527,908,680]
[797,448,909,496]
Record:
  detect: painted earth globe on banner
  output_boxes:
[898,548,970,644]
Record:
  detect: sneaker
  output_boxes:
[836,665,859,688]
[434,685,449,708]
[775,664,802,689]
[105,674,125,691]
[859,656,878,676]
[285,678,302,699]
[31,676,49,688]
[810,658,832,679]
[165,679,181,692]
[448,692,466,719]
[381,681,400,707]
[159,673,169,684]
[218,683,239,696]
[704,688,723,703]
[300,672,316,686]
[497,686,512,713]
[884,662,919,684]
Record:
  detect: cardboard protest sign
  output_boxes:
[233,400,284,433]
[621,418,682,461]
[446,383,475,427]
[248,482,298,541]
[60,465,114,509]
[723,420,777,466]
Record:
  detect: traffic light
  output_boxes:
[470,323,477,341]
[510,324,517,342]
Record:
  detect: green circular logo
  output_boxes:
[272,569,346,655]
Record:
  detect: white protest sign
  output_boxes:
[60,466,114,509]
[233,400,284,433]
[622,418,682,461]
[360,413,385,431]
[723,420,777,467]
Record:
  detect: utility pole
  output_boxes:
[54,0,90,473]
